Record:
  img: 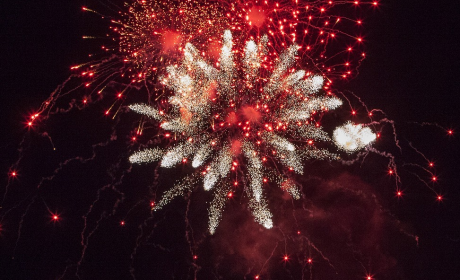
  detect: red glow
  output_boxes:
[307,258,313,264]
[120,221,125,226]
[254,275,260,280]
[231,140,242,155]
[437,195,443,201]
[283,255,289,261]
[241,106,262,123]
[162,31,181,52]
[388,169,393,175]
[227,192,233,198]
[226,111,237,125]
[248,7,266,28]
[447,129,453,135]
[429,162,434,167]
[10,171,17,177]
[396,191,402,197]
[432,176,437,182]
[193,255,198,260]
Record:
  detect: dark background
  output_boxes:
[1,1,459,279]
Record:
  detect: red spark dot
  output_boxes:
[432,176,437,182]
[11,171,17,177]
[437,195,443,201]
[377,133,381,138]
[396,191,402,197]
[150,202,155,208]
[367,276,372,280]
[254,275,260,280]
[351,110,356,115]
[307,258,313,264]
[193,255,198,260]
[447,129,453,135]
[120,221,125,226]
[357,37,363,42]
[297,230,301,235]
[182,158,187,163]
[388,169,393,175]
[105,111,110,115]
[369,112,373,116]
[53,215,59,221]
[234,181,238,186]
[429,162,434,167]
[27,121,33,126]
[283,255,289,261]
[131,137,137,141]
[117,93,122,98]
[227,192,233,198]
[165,133,170,138]
[357,20,362,24]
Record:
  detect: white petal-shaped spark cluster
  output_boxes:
[333,122,377,153]
[128,31,373,234]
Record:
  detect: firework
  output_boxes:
[128,30,371,234]
[333,122,376,153]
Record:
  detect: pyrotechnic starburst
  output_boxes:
[128,30,373,234]
[333,121,376,153]
[4,1,455,279]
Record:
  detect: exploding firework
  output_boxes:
[2,1,454,279]
[127,30,375,233]
[333,121,376,153]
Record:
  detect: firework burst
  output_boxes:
[128,30,373,234]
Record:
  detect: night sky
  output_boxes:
[1,1,459,279]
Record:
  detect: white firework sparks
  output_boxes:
[128,30,368,234]
[333,122,377,153]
